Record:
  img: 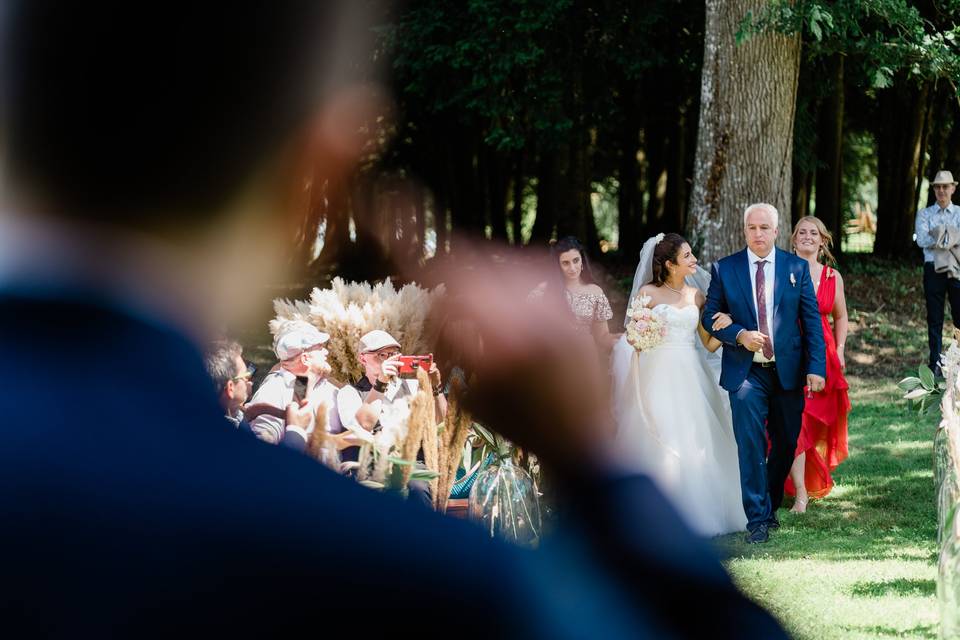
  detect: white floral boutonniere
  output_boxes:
[790,273,797,287]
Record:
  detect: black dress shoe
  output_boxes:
[746,524,769,544]
[767,516,780,530]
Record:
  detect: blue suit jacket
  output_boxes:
[0,290,786,638]
[703,248,826,392]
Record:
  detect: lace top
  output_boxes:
[528,285,614,334]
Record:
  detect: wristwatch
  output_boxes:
[373,379,388,393]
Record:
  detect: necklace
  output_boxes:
[664,281,684,294]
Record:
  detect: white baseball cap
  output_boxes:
[273,321,329,360]
[358,329,401,353]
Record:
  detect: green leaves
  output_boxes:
[742,0,960,85]
[899,364,943,415]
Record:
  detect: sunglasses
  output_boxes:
[232,362,257,381]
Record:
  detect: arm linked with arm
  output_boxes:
[702,263,745,346]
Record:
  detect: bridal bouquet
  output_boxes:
[625,294,668,352]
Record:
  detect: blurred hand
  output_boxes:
[285,399,313,430]
[837,345,845,369]
[711,312,732,331]
[355,404,379,431]
[427,241,613,476]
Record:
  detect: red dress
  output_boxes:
[785,265,850,499]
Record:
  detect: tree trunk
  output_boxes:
[874,79,930,258]
[924,84,955,207]
[792,165,811,224]
[662,106,692,238]
[686,0,802,264]
[645,122,668,234]
[510,153,525,245]
[530,151,558,244]
[618,83,642,259]
[447,133,482,253]
[814,55,844,251]
[486,149,509,241]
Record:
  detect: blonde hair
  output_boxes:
[791,216,836,265]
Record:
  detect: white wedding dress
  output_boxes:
[611,300,747,537]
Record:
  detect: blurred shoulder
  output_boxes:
[526,282,548,301]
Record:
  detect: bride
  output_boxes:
[611,233,747,537]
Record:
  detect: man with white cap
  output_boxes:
[247,320,343,445]
[337,329,447,436]
[336,329,446,509]
[916,170,960,375]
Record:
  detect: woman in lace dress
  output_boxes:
[528,236,619,350]
[610,233,747,537]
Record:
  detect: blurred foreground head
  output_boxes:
[0,1,375,333]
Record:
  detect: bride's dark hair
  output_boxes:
[651,233,687,286]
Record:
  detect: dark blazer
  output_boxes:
[0,290,786,638]
[703,248,826,392]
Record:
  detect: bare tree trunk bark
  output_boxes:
[815,54,845,253]
[686,0,802,264]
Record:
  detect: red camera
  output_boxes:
[396,354,433,378]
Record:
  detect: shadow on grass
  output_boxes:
[850,578,936,597]
[715,393,938,561]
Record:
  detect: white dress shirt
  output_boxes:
[746,248,776,363]
[337,377,420,431]
[248,369,342,444]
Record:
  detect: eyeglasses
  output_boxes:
[365,349,400,361]
[232,362,257,382]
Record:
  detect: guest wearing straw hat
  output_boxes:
[916,170,960,376]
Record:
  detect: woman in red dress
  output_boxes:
[786,216,851,513]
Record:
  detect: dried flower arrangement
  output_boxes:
[271,277,443,384]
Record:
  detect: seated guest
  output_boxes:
[337,329,445,508]
[338,329,447,428]
[204,339,255,432]
[204,339,316,452]
[248,321,342,446]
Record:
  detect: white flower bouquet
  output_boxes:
[624,294,667,352]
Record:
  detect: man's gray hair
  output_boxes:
[743,203,779,228]
[205,339,243,394]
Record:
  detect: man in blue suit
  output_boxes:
[0,2,787,637]
[703,203,826,544]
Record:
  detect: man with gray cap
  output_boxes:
[248,320,343,445]
[916,170,960,375]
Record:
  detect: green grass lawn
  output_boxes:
[714,258,944,639]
